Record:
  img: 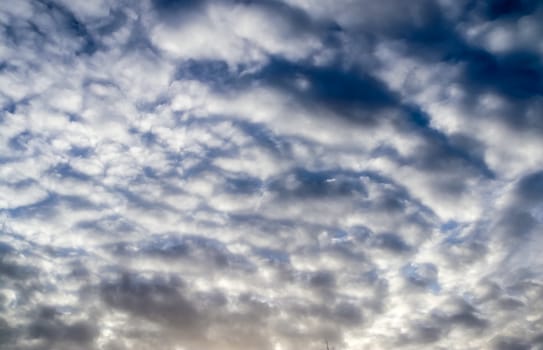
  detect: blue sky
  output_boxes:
[1,0,543,349]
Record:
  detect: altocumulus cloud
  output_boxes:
[1,0,543,349]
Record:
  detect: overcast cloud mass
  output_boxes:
[1,0,543,349]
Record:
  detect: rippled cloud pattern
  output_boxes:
[1,1,543,349]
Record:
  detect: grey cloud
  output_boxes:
[0,258,36,281]
[26,308,97,348]
[0,318,15,347]
[447,310,488,329]
[107,233,256,272]
[491,336,531,350]
[410,324,443,344]
[308,270,336,290]
[100,273,201,331]
[496,170,543,241]
[499,209,537,238]
[399,297,491,345]
[516,170,543,203]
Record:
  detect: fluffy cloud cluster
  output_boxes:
[1,0,543,349]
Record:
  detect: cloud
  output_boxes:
[1,0,542,349]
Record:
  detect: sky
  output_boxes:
[1,0,543,349]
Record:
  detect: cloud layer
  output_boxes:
[1,0,543,349]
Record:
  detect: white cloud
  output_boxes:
[1,1,543,349]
